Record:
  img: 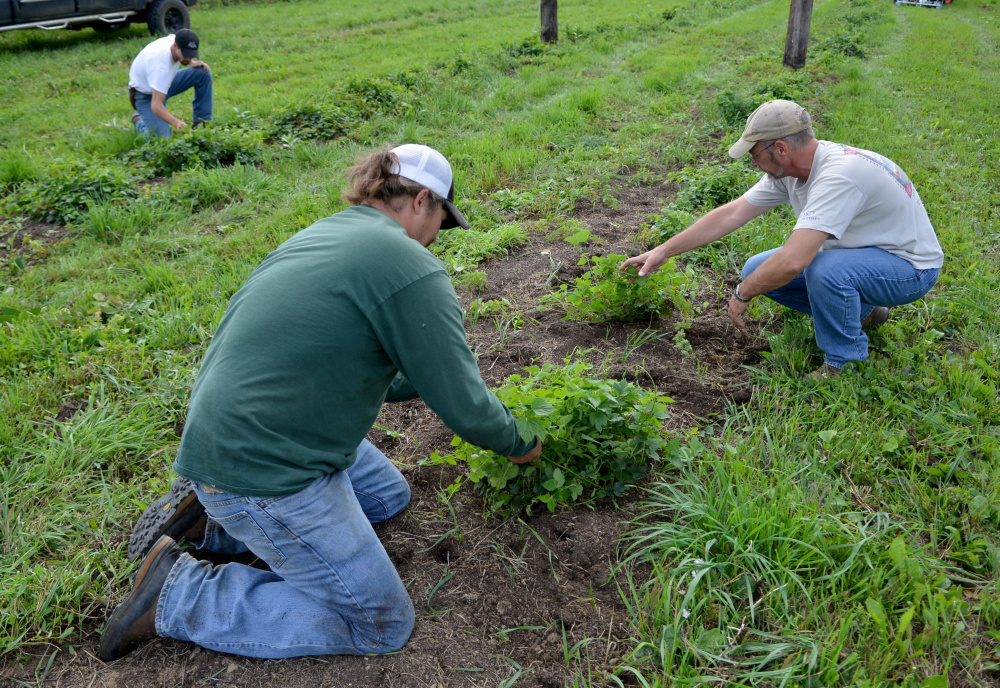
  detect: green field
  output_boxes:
[2,0,1000,684]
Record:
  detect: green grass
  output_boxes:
[2,0,1000,683]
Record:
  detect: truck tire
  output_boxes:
[146,0,189,35]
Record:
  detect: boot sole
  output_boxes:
[127,478,202,562]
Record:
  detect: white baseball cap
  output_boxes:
[390,144,469,230]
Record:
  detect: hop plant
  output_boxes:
[540,253,695,323]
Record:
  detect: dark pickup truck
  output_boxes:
[0,0,196,36]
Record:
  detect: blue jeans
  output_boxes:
[133,65,213,138]
[742,247,939,368]
[154,440,415,658]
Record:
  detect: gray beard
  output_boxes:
[765,150,785,180]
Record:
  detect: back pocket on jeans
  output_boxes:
[212,511,287,569]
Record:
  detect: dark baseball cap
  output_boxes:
[174,29,199,59]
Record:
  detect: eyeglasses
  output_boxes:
[750,142,776,163]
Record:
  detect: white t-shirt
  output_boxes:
[743,140,943,269]
[128,35,180,96]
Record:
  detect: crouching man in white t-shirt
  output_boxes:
[128,29,213,138]
[621,99,942,378]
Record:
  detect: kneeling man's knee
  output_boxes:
[357,601,414,654]
[741,252,770,280]
[380,602,415,652]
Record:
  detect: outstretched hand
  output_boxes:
[619,248,667,277]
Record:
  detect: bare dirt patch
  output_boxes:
[0,177,769,687]
[0,216,70,267]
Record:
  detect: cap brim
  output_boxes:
[179,47,199,59]
[728,137,754,159]
[441,199,469,230]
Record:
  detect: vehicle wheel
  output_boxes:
[146,0,189,35]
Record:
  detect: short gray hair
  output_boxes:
[763,126,815,151]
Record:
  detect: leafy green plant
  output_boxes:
[541,254,695,323]
[341,74,417,120]
[670,160,757,211]
[563,227,592,246]
[1,159,137,225]
[714,76,806,128]
[638,205,697,250]
[452,269,488,292]
[436,355,676,514]
[818,34,868,59]
[268,102,354,142]
[122,128,265,177]
[502,37,548,59]
[266,73,418,142]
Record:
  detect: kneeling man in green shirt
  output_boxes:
[100,144,542,661]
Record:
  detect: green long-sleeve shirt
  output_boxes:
[173,204,533,496]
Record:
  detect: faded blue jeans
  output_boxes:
[133,65,213,138]
[742,247,939,368]
[154,440,415,658]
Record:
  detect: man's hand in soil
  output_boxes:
[728,294,750,330]
[508,438,542,464]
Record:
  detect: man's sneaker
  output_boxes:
[127,477,206,562]
[861,306,890,332]
[130,112,141,126]
[191,119,209,129]
[99,536,181,661]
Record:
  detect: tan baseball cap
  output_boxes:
[728,99,812,159]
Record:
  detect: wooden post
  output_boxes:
[541,0,558,43]
[783,0,813,69]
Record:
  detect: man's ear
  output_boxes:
[412,188,432,214]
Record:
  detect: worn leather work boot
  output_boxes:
[808,363,842,380]
[99,536,181,661]
[861,306,890,332]
[128,477,206,562]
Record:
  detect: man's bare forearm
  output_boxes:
[657,202,751,260]
[738,251,802,298]
[622,198,770,276]
[151,92,186,129]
